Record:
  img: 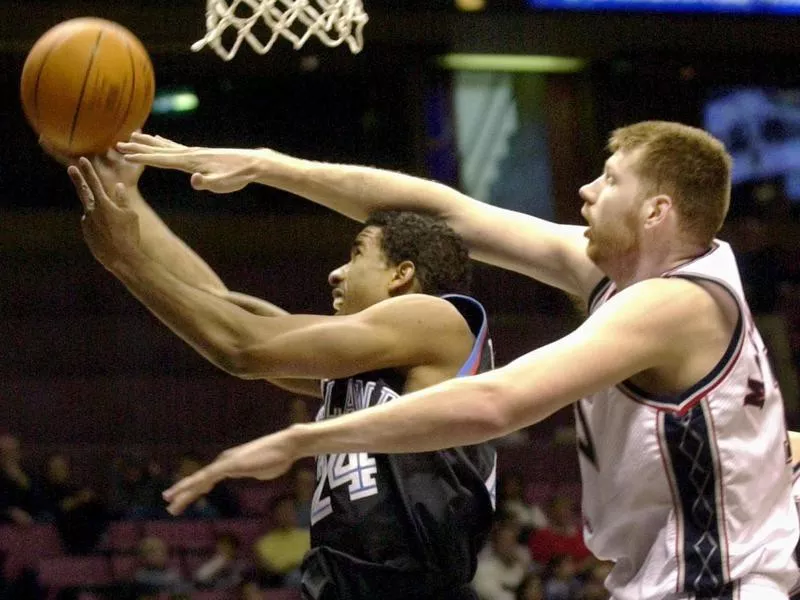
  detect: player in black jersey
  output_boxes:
[64,156,496,600]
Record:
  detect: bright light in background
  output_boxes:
[455,0,487,10]
[152,90,199,115]
[438,54,586,73]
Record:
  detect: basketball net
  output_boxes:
[191,0,369,61]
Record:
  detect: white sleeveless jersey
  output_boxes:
[790,465,800,599]
[578,240,799,600]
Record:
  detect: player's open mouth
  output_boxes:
[332,290,344,310]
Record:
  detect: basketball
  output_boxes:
[20,17,155,156]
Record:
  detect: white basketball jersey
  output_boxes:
[578,240,799,600]
[790,465,800,599]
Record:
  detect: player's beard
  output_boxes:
[586,210,641,269]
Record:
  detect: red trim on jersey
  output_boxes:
[657,410,685,593]
[704,398,733,581]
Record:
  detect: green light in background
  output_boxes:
[438,54,586,73]
[152,91,199,115]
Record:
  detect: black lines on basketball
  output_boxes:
[30,34,65,132]
[68,30,104,151]
[116,40,137,143]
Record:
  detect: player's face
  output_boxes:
[327,226,397,315]
[579,149,649,267]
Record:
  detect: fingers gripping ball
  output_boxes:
[20,18,155,156]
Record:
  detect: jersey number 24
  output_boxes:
[310,452,378,525]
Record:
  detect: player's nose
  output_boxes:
[579,177,600,204]
[328,264,346,287]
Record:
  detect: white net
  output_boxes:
[192,0,369,61]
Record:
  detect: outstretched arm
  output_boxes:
[118,134,602,298]
[54,152,317,396]
[162,278,710,514]
[39,143,228,293]
[70,157,468,384]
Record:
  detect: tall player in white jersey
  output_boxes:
[122,120,800,600]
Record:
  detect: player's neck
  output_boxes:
[607,241,709,291]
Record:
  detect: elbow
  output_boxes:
[209,343,273,380]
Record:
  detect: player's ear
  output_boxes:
[389,260,417,294]
[643,194,672,229]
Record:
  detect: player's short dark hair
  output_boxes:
[365,210,471,296]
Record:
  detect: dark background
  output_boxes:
[3,0,800,480]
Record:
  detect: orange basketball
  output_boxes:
[20,17,155,156]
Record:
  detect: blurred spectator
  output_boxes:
[542,554,583,600]
[237,580,264,600]
[290,465,315,528]
[253,494,310,588]
[515,572,545,600]
[108,454,169,521]
[0,433,46,525]
[581,561,612,600]
[528,496,593,572]
[173,454,239,519]
[133,536,189,596]
[39,452,109,554]
[497,474,548,539]
[193,533,249,590]
[541,555,582,600]
[473,510,534,600]
[288,397,313,427]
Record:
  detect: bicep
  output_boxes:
[491,284,686,426]
[241,302,440,380]
[455,203,602,298]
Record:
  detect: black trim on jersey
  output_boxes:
[616,274,744,412]
[587,276,612,314]
[663,403,728,597]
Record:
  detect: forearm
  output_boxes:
[287,374,511,456]
[126,187,226,292]
[254,149,470,223]
[111,252,265,375]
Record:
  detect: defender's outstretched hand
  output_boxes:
[69,157,141,271]
[118,132,262,194]
[162,429,298,515]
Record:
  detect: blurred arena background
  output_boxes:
[1,1,800,598]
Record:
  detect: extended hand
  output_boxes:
[162,430,297,515]
[117,132,261,194]
[69,158,142,271]
[41,136,145,189]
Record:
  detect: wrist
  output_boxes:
[253,148,312,187]
[286,423,317,459]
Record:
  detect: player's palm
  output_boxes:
[69,158,142,270]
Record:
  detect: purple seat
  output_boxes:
[110,554,140,581]
[237,484,287,517]
[142,520,216,553]
[97,520,141,553]
[213,518,266,554]
[111,553,183,581]
[37,556,113,590]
